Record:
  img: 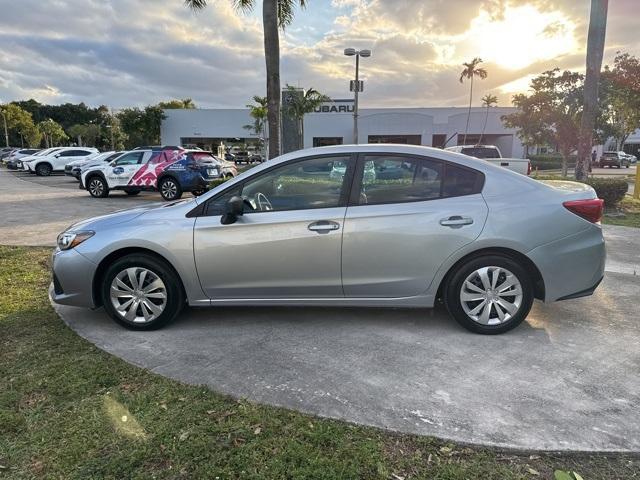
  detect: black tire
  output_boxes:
[35,163,52,176]
[87,175,109,198]
[125,190,141,196]
[101,253,185,330]
[443,254,534,334]
[159,177,182,201]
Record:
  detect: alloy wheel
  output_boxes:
[161,180,177,199]
[89,179,104,197]
[459,266,523,325]
[110,267,167,323]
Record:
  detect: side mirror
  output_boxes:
[220,196,244,225]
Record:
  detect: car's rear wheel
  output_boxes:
[35,163,52,176]
[87,176,109,198]
[101,254,184,330]
[159,177,182,201]
[444,255,534,334]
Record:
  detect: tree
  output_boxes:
[185,0,308,160]
[479,93,498,145]
[244,95,268,157]
[0,104,38,147]
[502,69,584,177]
[599,53,640,150]
[67,123,101,147]
[38,119,68,147]
[576,0,609,181]
[282,85,330,149]
[459,57,488,145]
[158,98,197,109]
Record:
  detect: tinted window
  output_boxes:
[113,152,143,166]
[460,147,499,159]
[358,155,442,205]
[442,164,482,197]
[240,156,352,212]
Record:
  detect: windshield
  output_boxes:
[460,147,499,159]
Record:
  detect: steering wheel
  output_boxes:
[255,192,273,211]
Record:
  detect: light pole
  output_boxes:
[344,48,371,144]
[1,109,8,147]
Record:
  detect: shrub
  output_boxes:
[583,177,629,208]
[529,155,577,171]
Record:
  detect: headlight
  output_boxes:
[57,231,95,250]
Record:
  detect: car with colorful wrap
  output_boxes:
[80,148,236,201]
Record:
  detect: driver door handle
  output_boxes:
[308,220,340,234]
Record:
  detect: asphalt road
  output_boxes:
[4,166,640,451]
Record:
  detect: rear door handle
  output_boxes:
[308,220,340,234]
[440,216,474,227]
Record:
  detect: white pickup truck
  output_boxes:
[445,145,530,175]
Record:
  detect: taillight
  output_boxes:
[563,198,604,223]
[527,161,531,176]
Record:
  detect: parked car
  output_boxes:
[224,153,236,163]
[445,145,531,175]
[4,148,41,169]
[51,144,605,334]
[250,153,265,163]
[80,149,235,201]
[233,151,252,164]
[22,147,99,176]
[65,151,120,179]
[0,147,18,161]
[622,152,637,164]
[12,147,63,170]
[598,151,631,168]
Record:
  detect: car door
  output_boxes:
[105,151,145,188]
[193,154,355,299]
[341,154,489,298]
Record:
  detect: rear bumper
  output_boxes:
[527,225,605,303]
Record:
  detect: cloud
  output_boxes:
[0,0,637,110]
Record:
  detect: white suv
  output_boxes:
[22,147,99,176]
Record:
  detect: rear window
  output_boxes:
[190,153,217,163]
[460,147,499,159]
[442,164,484,197]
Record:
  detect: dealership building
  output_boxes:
[161,100,526,158]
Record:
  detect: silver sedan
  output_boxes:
[51,144,605,334]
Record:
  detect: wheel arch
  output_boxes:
[85,170,107,186]
[35,161,53,171]
[92,247,187,308]
[436,247,545,302]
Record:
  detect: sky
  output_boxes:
[0,0,637,110]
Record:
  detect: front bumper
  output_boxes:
[527,225,605,303]
[50,248,98,308]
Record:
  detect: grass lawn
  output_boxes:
[0,246,637,479]
[603,196,640,228]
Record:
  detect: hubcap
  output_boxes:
[110,267,167,323]
[89,179,103,196]
[460,266,523,325]
[162,181,177,198]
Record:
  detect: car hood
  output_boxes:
[67,199,195,231]
[67,158,90,167]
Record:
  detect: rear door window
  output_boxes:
[460,147,499,159]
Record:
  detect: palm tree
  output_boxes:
[575,0,609,181]
[185,0,307,160]
[282,85,330,149]
[479,93,498,145]
[245,95,268,157]
[459,57,488,145]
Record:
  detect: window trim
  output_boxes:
[348,152,485,207]
[192,153,358,218]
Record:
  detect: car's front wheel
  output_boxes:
[87,176,109,198]
[101,254,185,330]
[159,177,182,201]
[444,255,534,334]
[35,163,52,176]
